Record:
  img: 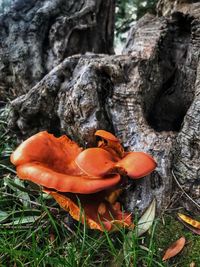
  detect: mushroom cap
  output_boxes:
[46,190,133,231]
[11,131,82,175]
[95,130,119,142]
[95,130,124,158]
[11,132,121,193]
[75,148,117,177]
[17,163,121,193]
[116,152,157,179]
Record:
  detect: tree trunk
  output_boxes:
[157,0,200,17]
[0,0,115,103]
[7,1,200,214]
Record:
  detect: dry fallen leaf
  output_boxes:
[177,216,200,235]
[49,233,55,243]
[162,236,186,261]
[178,213,200,229]
[137,198,156,237]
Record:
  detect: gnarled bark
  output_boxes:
[157,0,200,17]
[9,6,200,214]
[0,0,115,103]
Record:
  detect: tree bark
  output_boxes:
[157,0,200,17]
[7,1,200,214]
[0,0,115,103]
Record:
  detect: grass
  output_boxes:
[0,106,200,267]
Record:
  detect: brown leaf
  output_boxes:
[189,262,196,267]
[162,236,186,261]
[49,233,55,243]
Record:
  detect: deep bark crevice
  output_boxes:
[97,70,115,135]
[144,13,195,132]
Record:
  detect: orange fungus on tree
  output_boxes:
[11,130,157,231]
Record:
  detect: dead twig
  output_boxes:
[172,170,200,210]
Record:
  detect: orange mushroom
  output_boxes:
[11,132,120,193]
[77,131,157,179]
[95,130,119,142]
[45,190,132,231]
[16,163,121,193]
[95,129,124,158]
[116,152,157,179]
[10,130,157,231]
[75,148,117,177]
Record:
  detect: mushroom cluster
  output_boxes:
[11,130,157,231]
